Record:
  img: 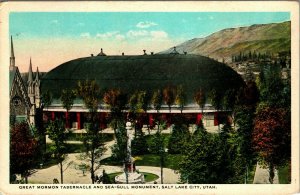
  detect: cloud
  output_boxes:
[96,31,126,42]
[136,21,158,28]
[50,20,59,25]
[127,30,149,38]
[96,31,119,39]
[150,31,168,39]
[115,34,125,41]
[80,32,90,38]
[209,16,214,20]
[126,29,168,41]
[197,17,202,20]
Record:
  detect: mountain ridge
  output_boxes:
[161,21,291,62]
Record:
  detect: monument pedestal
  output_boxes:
[115,162,144,184]
[115,121,145,184]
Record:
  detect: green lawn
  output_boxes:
[66,133,114,142]
[46,143,85,154]
[278,163,291,184]
[107,172,159,183]
[101,154,183,170]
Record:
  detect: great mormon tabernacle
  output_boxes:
[9,36,245,131]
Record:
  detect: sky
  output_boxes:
[9,12,290,73]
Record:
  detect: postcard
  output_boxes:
[0,1,299,195]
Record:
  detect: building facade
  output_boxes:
[41,48,244,131]
[9,38,243,131]
[9,36,41,126]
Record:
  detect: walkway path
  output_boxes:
[29,139,179,184]
[253,163,279,184]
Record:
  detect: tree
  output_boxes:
[131,124,148,155]
[209,89,223,131]
[194,88,206,113]
[234,105,256,182]
[253,65,291,183]
[163,86,175,112]
[151,129,166,184]
[111,124,127,162]
[10,122,38,184]
[103,89,127,134]
[77,80,101,113]
[167,116,190,154]
[61,89,76,128]
[152,89,163,113]
[76,80,106,184]
[175,85,186,113]
[80,123,107,184]
[209,89,222,111]
[128,91,139,114]
[180,131,224,183]
[41,90,53,110]
[38,90,53,157]
[219,122,243,183]
[136,90,151,133]
[252,106,290,184]
[46,119,72,184]
[258,66,287,108]
[137,90,150,113]
[232,81,259,182]
[223,89,237,111]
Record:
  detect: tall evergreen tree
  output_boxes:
[76,80,106,184]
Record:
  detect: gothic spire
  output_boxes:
[10,36,15,69]
[35,66,40,81]
[28,58,33,84]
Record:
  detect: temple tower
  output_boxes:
[10,36,15,70]
[34,67,41,108]
[27,58,36,124]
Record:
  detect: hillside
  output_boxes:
[161,21,291,62]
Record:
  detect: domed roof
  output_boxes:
[41,54,244,102]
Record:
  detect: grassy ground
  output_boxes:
[46,143,85,154]
[101,154,183,170]
[107,172,159,183]
[278,163,290,184]
[65,133,114,142]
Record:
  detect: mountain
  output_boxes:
[161,21,291,62]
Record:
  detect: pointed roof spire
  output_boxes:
[35,66,40,81]
[28,58,33,84]
[11,36,15,58]
[170,46,179,55]
[97,48,106,56]
[10,36,15,69]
